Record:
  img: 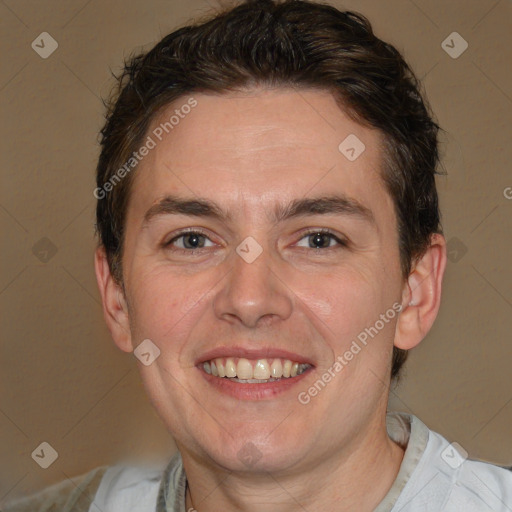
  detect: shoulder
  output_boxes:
[395,416,512,511]
[91,462,166,511]
[429,428,512,511]
[449,459,512,511]
[3,465,108,512]
[91,452,185,511]
[2,457,177,512]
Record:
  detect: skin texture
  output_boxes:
[95,87,447,512]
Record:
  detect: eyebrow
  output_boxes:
[142,193,375,226]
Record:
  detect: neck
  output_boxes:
[181,414,405,512]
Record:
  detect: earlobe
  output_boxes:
[394,233,447,350]
[94,247,133,353]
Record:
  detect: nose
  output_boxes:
[212,241,293,328]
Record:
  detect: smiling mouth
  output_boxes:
[201,357,312,383]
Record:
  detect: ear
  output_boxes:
[94,246,133,353]
[394,233,447,350]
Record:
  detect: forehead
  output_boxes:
[129,87,393,223]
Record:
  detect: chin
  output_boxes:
[197,432,308,474]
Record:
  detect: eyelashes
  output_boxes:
[165,228,214,251]
[295,228,348,250]
[163,227,348,254]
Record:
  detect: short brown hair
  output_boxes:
[95,0,442,380]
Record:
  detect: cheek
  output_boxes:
[296,265,393,352]
[126,265,212,349]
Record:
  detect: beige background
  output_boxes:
[1,0,511,503]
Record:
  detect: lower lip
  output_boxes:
[198,366,313,400]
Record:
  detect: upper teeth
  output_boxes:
[203,357,311,379]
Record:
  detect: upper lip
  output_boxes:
[196,346,315,366]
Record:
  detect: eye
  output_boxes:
[163,228,347,253]
[295,229,347,250]
[165,229,216,251]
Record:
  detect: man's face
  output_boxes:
[119,87,405,472]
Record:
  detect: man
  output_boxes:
[6,0,511,510]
